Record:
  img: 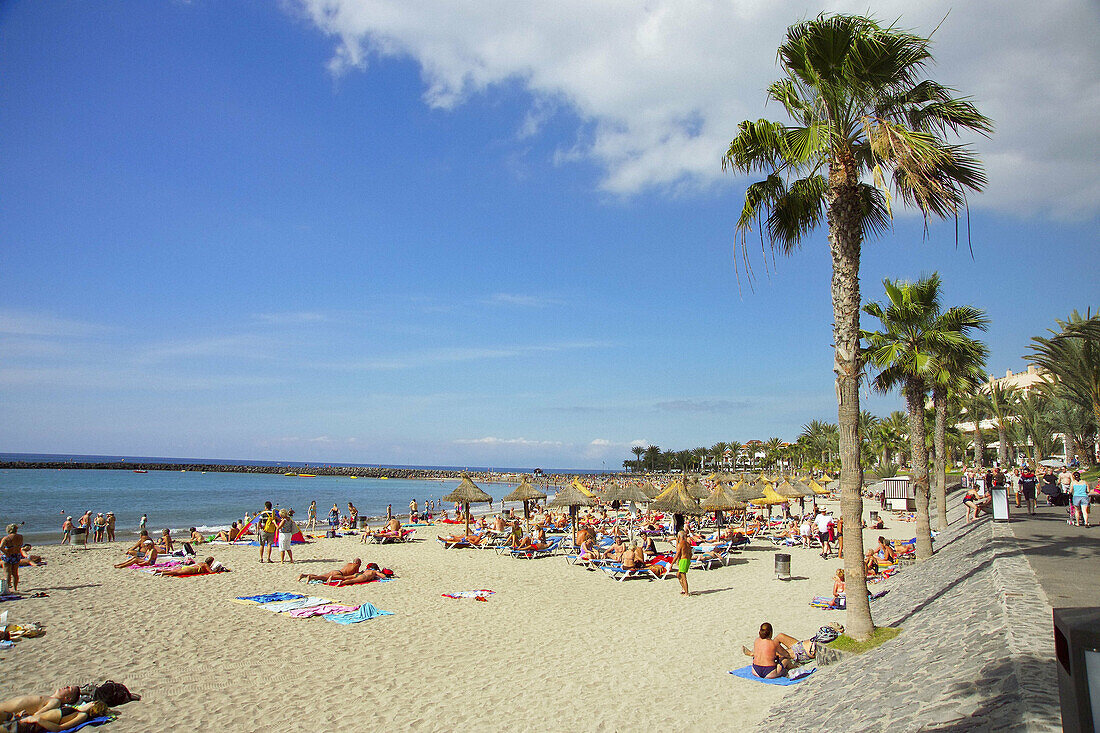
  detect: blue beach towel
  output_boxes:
[65,715,112,731]
[729,665,816,685]
[236,592,307,604]
[323,602,393,624]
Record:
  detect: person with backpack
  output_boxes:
[257,502,277,563]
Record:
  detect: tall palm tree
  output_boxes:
[723,14,990,638]
[727,441,744,469]
[961,392,989,467]
[928,313,988,530]
[631,446,645,471]
[764,437,784,470]
[984,383,1016,468]
[710,442,729,469]
[1012,390,1055,466]
[643,445,661,472]
[863,273,988,560]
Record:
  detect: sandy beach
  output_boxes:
[2,500,912,731]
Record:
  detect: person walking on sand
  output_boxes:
[275,509,298,563]
[673,530,692,596]
[2,524,25,593]
[61,516,73,545]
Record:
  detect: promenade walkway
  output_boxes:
[1003,500,1100,608]
[763,494,1061,731]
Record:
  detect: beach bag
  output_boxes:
[815,624,842,643]
[94,680,138,706]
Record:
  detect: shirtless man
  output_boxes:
[0,686,79,721]
[154,557,228,576]
[115,534,158,568]
[673,530,692,596]
[2,524,25,593]
[298,558,361,583]
[105,512,116,542]
[751,622,792,678]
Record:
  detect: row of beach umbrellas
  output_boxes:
[441,472,830,538]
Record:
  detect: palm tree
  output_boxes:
[631,445,645,471]
[961,393,989,467]
[763,437,783,470]
[710,442,729,470]
[863,273,988,560]
[643,445,661,472]
[727,441,744,469]
[1012,390,1055,466]
[928,314,988,530]
[1029,311,1100,464]
[878,411,909,467]
[984,383,1016,468]
[723,14,990,638]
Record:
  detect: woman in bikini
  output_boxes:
[8,700,108,732]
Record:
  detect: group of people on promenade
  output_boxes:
[962,463,1097,525]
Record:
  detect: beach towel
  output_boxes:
[235,592,306,604]
[59,715,112,731]
[323,602,393,624]
[287,604,359,618]
[258,597,330,613]
[307,577,394,586]
[729,665,816,685]
[810,590,888,609]
[442,589,494,601]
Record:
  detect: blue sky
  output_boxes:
[1,1,1097,469]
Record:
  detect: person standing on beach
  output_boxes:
[257,502,277,563]
[347,502,358,528]
[328,503,339,531]
[61,516,73,545]
[673,530,692,596]
[409,499,418,521]
[306,501,317,530]
[139,513,147,535]
[105,512,116,542]
[275,510,298,563]
[386,504,392,520]
[2,524,25,593]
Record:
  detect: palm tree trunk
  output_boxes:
[828,166,873,641]
[997,424,1009,468]
[973,427,985,467]
[932,385,948,531]
[905,382,934,561]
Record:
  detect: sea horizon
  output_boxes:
[0,452,618,476]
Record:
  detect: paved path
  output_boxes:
[762,493,1061,731]
[1001,501,1100,608]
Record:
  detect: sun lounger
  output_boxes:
[437,535,484,549]
[646,559,679,580]
[508,537,562,559]
[601,562,651,582]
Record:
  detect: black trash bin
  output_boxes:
[775,553,791,580]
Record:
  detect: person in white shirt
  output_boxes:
[814,511,833,557]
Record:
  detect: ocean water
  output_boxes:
[0,469,508,545]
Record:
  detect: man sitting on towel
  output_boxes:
[153,556,228,576]
[298,558,362,583]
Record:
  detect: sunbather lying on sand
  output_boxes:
[6,700,108,732]
[298,559,362,583]
[328,567,381,586]
[152,557,228,576]
[0,687,79,721]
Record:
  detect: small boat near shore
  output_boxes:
[297,473,317,477]
[132,469,147,474]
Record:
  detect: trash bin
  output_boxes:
[775,553,791,580]
[991,486,1010,522]
[1054,607,1100,732]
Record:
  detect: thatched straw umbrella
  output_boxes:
[701,483,746,532]
[570,478,596,498]
[685,477,711,501]
[650,480,702,534]
[730,481,766,504]
[442,474,493,537]
[548,482,598,542]
[503,476,547,532]
[603,482,652,506]
[640,481,662,499]
[773,479,815,515]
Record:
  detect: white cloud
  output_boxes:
[454,436,563,447]
[0,310,111,337]
[294,0,1100,218]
